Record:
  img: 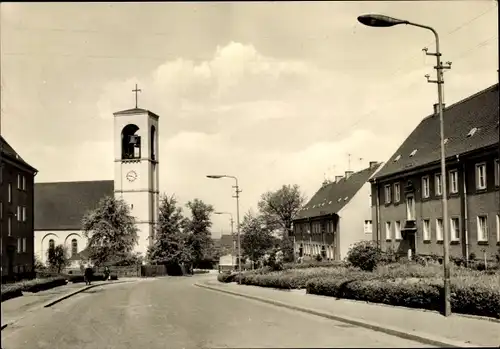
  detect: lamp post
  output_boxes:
[357,14,452,317]
[214,211,236,268]
[207,175,242,284]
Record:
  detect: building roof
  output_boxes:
[34,180,114,230]
[113,108,160,120]
[373,84,499,181]
[0,135,37,172]
[295,164,382,220]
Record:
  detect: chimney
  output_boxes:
[335,175,343,183]
[369,161,378,169]
[433,103,445,116]
[345,171,354,179]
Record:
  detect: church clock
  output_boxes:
[126,170,138,182]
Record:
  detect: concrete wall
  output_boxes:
[34,230,87,265]
[338,181,375,260]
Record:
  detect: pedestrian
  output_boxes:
[104,266,110,281]
[84,264,93,285]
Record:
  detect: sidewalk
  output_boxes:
[1,279,136,328]
[198,279,500,347]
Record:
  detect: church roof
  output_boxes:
[113,108,160,119]
[0,135,37,173]
[34,180,114,231]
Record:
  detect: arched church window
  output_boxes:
[121,124,141,160]
[71,239,78,257]
[150,125,156,161]
[49,239,55,250]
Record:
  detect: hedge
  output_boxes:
[217,272,239,283]
[305,276,500,319]
[68,273,118,283]
[1,276,68,302]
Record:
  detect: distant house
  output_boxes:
[292,162,383,261]
[0,136,38,279]
[370,84,499,262]
[34,180,114,266]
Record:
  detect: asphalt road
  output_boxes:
[1,276,433,349]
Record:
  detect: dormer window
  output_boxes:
[337,198,341,202]
[344,197,348,201]
[409,149,418,157]
[394,154,401,162]
[467,127,478,138]
[443,138,449,145]
[328,201,332,204]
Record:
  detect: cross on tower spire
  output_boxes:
[132,84,141,109]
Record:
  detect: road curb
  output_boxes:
[43,280,131,308]
[195,283,477,348]
[1,280,133,331]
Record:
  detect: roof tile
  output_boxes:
[295,164,381,220]
[35,180,114,230]
[373,84,499,180]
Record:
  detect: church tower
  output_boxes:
[113,85,160,257]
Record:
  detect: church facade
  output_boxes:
[34,107,160,265]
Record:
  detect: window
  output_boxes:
[71,239,78,257]
[22,238,26,252]
[406,195,415,221]
[467,127,478,137]
[495,159,499,187]
[422,176,430,198]
[22,175,26,191]
[450,217,460,241]
[384,185,392,204]
[496,215,500,242]
[475,163,486,190]
[394,221,402,240]
[409,149,418,157]
[385,222,392,240]
[8,216,12,236]
[435,174,442,196]
[436,219,443,241]
[49,239,55,250]
[22,206,26,222]
[449,170,458,194]
[17,206,21,221]
[0,201,2,220]
[394,182,400,202]
[17,238,21,253]
[8,183,12,203]
[364,220,372,234]
[423,219,431,241]
[17,174,21,189]
[477,216,488,242]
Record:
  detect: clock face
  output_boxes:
[126,170,138,182]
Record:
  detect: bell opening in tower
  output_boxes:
[121,124,141,160]
[150,125,156,161]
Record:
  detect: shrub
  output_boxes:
[306,274,500,319]
[283,260,344,270]
[1,276,68,297]
[1,285,23,302]
[346,241,383,271]
[217,272,238,283]
[239,267,371,290]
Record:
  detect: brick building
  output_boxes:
[370,84,499,262]
[292,162,383,261]
[1,136,38,280]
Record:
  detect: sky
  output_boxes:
[1,1,498,237]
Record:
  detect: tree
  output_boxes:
[240,211,274,266]
[47,244,70,273]
[257,184,306,237]
[82,196,139,266]
[184,198,214,268]
[147,194,192,268]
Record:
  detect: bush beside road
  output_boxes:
[219,262,500,319]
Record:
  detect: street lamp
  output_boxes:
[358,14,452,317]
[214,211,236,267]
[207,175,242,284]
